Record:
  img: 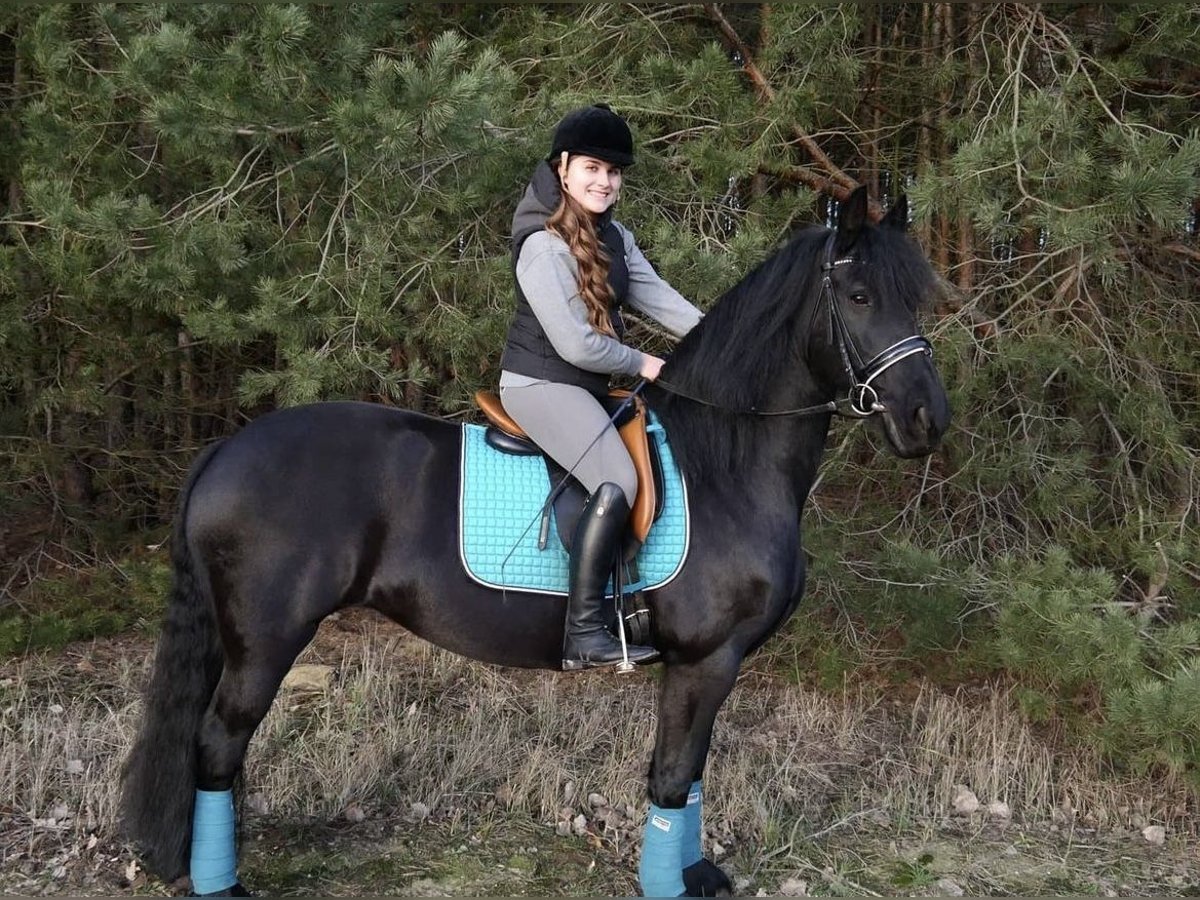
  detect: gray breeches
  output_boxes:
[499,381,638,508]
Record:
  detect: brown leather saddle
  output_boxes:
[474,389,664,548]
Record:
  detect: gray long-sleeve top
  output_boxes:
[508,223,703,379]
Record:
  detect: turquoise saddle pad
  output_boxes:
[458,414,689,596]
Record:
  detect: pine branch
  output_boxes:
[703,2,773,102]
[1163,243,1200,264]
[702,3,877,216]
[757,162,844,197]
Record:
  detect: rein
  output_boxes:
[656,232,932,420]
[650,379,838,418]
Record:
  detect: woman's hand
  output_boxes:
[639,354,666,381]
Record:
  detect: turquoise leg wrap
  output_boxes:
[190,789,237,895]
[681,780,703,867]
[639,804,687,897]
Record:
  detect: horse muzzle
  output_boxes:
[875,364,951,459]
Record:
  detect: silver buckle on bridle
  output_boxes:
[843,335,933,416]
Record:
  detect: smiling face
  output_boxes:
[559,153,623,216]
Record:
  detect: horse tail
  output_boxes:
[120,438,227,882]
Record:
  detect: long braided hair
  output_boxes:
[545,155,616,337]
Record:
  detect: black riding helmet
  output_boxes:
[548,103,634,168]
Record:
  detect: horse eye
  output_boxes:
[850,293,870,307]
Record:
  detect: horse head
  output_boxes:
[804,186,951,458]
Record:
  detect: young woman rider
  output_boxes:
[499,104,703,670]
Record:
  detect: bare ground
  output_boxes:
[2,609,1197,896]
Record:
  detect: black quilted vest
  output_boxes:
[500,163,630,397]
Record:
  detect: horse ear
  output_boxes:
[835,185,869,251]
[882,195,909,231]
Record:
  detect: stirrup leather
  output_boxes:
[475,389,658,544]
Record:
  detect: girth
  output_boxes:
[474,390,665,550]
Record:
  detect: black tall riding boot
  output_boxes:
[562,483,660,670]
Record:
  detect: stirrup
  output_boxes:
[561,625,659,672]
[613,605,637,675]
[561,643,659,672]
[613,555,643,674]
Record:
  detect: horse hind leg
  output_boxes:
[195,624,319,789]
[187,617,319,896]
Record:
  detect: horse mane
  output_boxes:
[649,222,936,488]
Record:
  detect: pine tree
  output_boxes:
[1,3,1197,784]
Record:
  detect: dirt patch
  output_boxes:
[4,810,1194,897]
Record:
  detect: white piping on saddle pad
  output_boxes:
[456,425,691,598]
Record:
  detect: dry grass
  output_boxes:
[1,652,143,841]
[1,610,1195,894]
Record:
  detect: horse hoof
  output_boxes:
[195,882,252,897]
[682,859,732,897]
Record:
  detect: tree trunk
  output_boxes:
[866,4,883,199]
[179,328,195,446]
[916,4,933,251]
[932,4,950,274]
[1,15,23,217]
[59,347,95,509]
[956,4,981,295]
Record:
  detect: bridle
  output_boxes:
[817,232,934,417]
[655,231,933,419]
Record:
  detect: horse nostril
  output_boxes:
[915,404,932,436]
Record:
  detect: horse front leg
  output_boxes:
[641,647,741,898]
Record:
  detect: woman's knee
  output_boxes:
[581,445,637,509]
[611,457,638,509]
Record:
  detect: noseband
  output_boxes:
[817,232,933,417]
[655,231,933,419]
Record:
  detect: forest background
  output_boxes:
[0,2,1197,797]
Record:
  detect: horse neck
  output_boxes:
[651,319,835,508]
[735,373,835,499]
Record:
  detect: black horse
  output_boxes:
[121,186,949,896]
